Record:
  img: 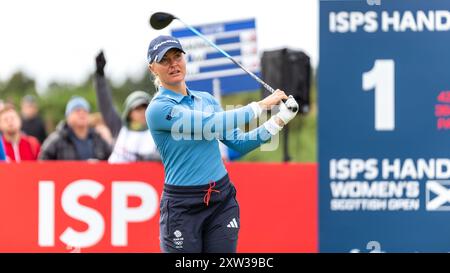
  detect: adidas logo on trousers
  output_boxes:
[227,218,239,228]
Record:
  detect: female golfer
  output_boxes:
[146,35,298,253]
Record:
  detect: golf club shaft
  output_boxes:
[177,18,276,94]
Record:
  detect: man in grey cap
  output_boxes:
[39,96,111,160]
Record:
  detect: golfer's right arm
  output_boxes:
[146,100,260,136]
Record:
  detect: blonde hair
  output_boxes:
[153,75,161,88]
[149,63,161,89]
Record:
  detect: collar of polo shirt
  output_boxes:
[159,87,200,103]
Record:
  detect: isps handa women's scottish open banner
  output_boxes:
[319,0,450,252]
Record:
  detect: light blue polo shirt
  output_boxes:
[146,86,272,186]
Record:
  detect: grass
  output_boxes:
[219,83,317,163]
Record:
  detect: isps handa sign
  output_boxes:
[319,0,450,252]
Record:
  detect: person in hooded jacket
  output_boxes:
[94,51,160,163]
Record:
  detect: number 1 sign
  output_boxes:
[363,59,395,131]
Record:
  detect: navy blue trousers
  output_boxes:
[159,174,240,253]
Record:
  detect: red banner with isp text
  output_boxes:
[0,162,316,253]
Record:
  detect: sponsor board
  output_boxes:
[0,162,316,252]
[319,0,450,252]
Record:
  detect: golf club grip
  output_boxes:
[252,72,298,112]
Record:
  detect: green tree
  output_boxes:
[0,71,37,105]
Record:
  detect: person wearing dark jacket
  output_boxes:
[39,96,111,160]
[94,51,160,163]
[20,95,47,144]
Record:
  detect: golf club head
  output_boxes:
[150,12,176,30]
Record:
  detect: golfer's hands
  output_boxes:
[263,95,299,135]
[95,51,106,76]
[258,89,288,110]
[249,89,297,121]
[275,95,299,126]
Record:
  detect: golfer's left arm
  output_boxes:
[212,96,299,155]
[220,126,271,154]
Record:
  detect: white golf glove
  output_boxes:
[277,95,299,124]
[263,96,299,135]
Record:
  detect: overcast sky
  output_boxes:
[0,0,318,92]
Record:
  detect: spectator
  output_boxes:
[0,105,40,162]
[94,51,160,163]
[39,96,111,160]
[20,95,48,144]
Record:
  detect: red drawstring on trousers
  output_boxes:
[203,181,220,206]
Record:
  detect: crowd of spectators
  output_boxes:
[0,51,238,163]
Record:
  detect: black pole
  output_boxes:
[282,49,291,162]
[283,123,291,162]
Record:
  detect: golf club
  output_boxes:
[149,12,298,112]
